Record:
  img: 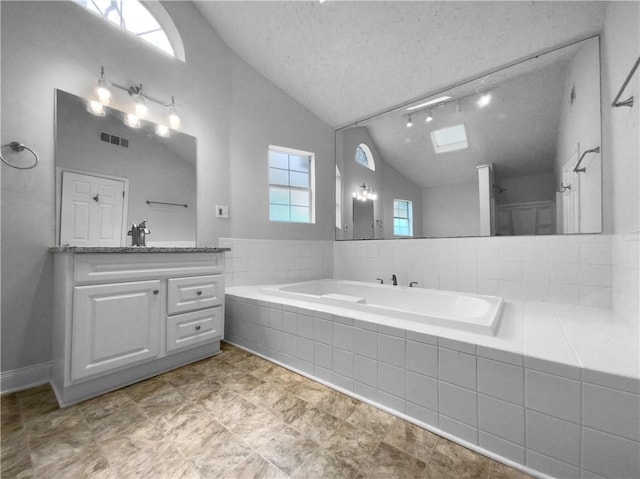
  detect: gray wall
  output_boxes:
[422,182,481,237]
[0,1,333,373]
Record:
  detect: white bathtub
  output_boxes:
[259,279,503,335]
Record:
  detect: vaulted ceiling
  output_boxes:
[194,1,607,128]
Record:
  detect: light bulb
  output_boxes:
[125,113,140,128]
[477,93,491,108]
[135,96,148,119]
[155,124,170,137]
[169,112,181,130]
[406,116,413,128]
[87,100,105,116]
[96,67,111,105]
[425,110,433,122]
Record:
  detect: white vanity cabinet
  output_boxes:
[51,248,228,407]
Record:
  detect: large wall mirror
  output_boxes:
[336,36,602,240]
[55,89,197,247]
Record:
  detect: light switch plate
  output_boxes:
[216,205,229,218]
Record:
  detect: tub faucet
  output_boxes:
[409,281,418,288]
[376,278,384,284]
[391,274,397,286]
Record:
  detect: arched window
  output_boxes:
[355,143,375,171]
[74,0,185,61]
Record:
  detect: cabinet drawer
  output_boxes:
[167,275,224,315]
[167,307,223,353]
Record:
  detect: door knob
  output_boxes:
[153,290,159,295]
[195,325,201,331]
[196,291,202,296]
[93,194,99,202]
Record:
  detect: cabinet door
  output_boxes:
[72,280,161,381]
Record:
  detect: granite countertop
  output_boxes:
[49,246,231,254]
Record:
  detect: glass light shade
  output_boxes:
[87,100,106,116]
[406,117,413,128]
[135,97,148,119]
[124,113,140,128]
[169,111,181,130]
[96,78,111,105]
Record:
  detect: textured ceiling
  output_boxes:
[194,1,607,128]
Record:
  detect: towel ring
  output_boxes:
[1,142,39,170]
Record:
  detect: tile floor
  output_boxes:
[1,342,535,479]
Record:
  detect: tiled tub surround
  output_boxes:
[218,238,333,287]
[334,235,615,309]
[225,287,640,479]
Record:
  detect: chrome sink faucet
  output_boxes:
[391,274,397,286]
[128,220,150,246]
[376,278,384,284]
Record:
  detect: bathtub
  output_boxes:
[259,279,503,335]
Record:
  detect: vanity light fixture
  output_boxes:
[406,116,413,128]
[93,66,182,134]
[352,183,377,201]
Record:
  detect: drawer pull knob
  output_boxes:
[195,325,201,331]
[196,291,202,296]
[153,290,159,295]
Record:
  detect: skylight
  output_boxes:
[430,124,468,153]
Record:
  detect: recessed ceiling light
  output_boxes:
[406,95,452,111]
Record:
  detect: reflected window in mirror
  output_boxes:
[393,199,413,237]
[268,145,315,224]
[355,143,375,171]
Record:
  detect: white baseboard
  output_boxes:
[0,362,52,394]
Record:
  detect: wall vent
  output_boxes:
[99,132,129,148]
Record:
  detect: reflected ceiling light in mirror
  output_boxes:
[425,110,433,122]
[352,183,377,201]
[96,66,111,105]
[168,97,181,130]
[135,94,148,119]
[477,92,492,108]
[406,95,452,111]
[124,112,141,128]
[87,100,106,117]
[406,115,413,128]
[155,124,170,137]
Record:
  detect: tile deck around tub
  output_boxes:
[0,343,532,479]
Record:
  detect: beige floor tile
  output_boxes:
[315,389,360,420]
[289,404,343,443]
[226,453,288,479]
[346,402,395,437]
[1,429,32,478]
[358,441,426,479]
[269,391,310,424]
[258,427,320,476]
[423,437,491,479]
[322,422,380,470]
[383,416,438,462]
[290,447,360,479]
[490,460,536,479]
[30,447,113,479]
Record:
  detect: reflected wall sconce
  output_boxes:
[558,183,572,193]
[406,116,413,128]
[353,182,378,201]
[477,92,492,108]
[89,66,181,135]
[425,110,433,122]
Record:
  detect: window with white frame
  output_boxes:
[393,199,413,236]
[355,143,375,171]
[74,0,178,58]
[268,146,315,223]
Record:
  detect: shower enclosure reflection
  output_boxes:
[336,36,602,240]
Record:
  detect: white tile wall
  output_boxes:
[219,237,333,286]
[611,233,640,329]
[225,295,640,479]
[334,235,614,308]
